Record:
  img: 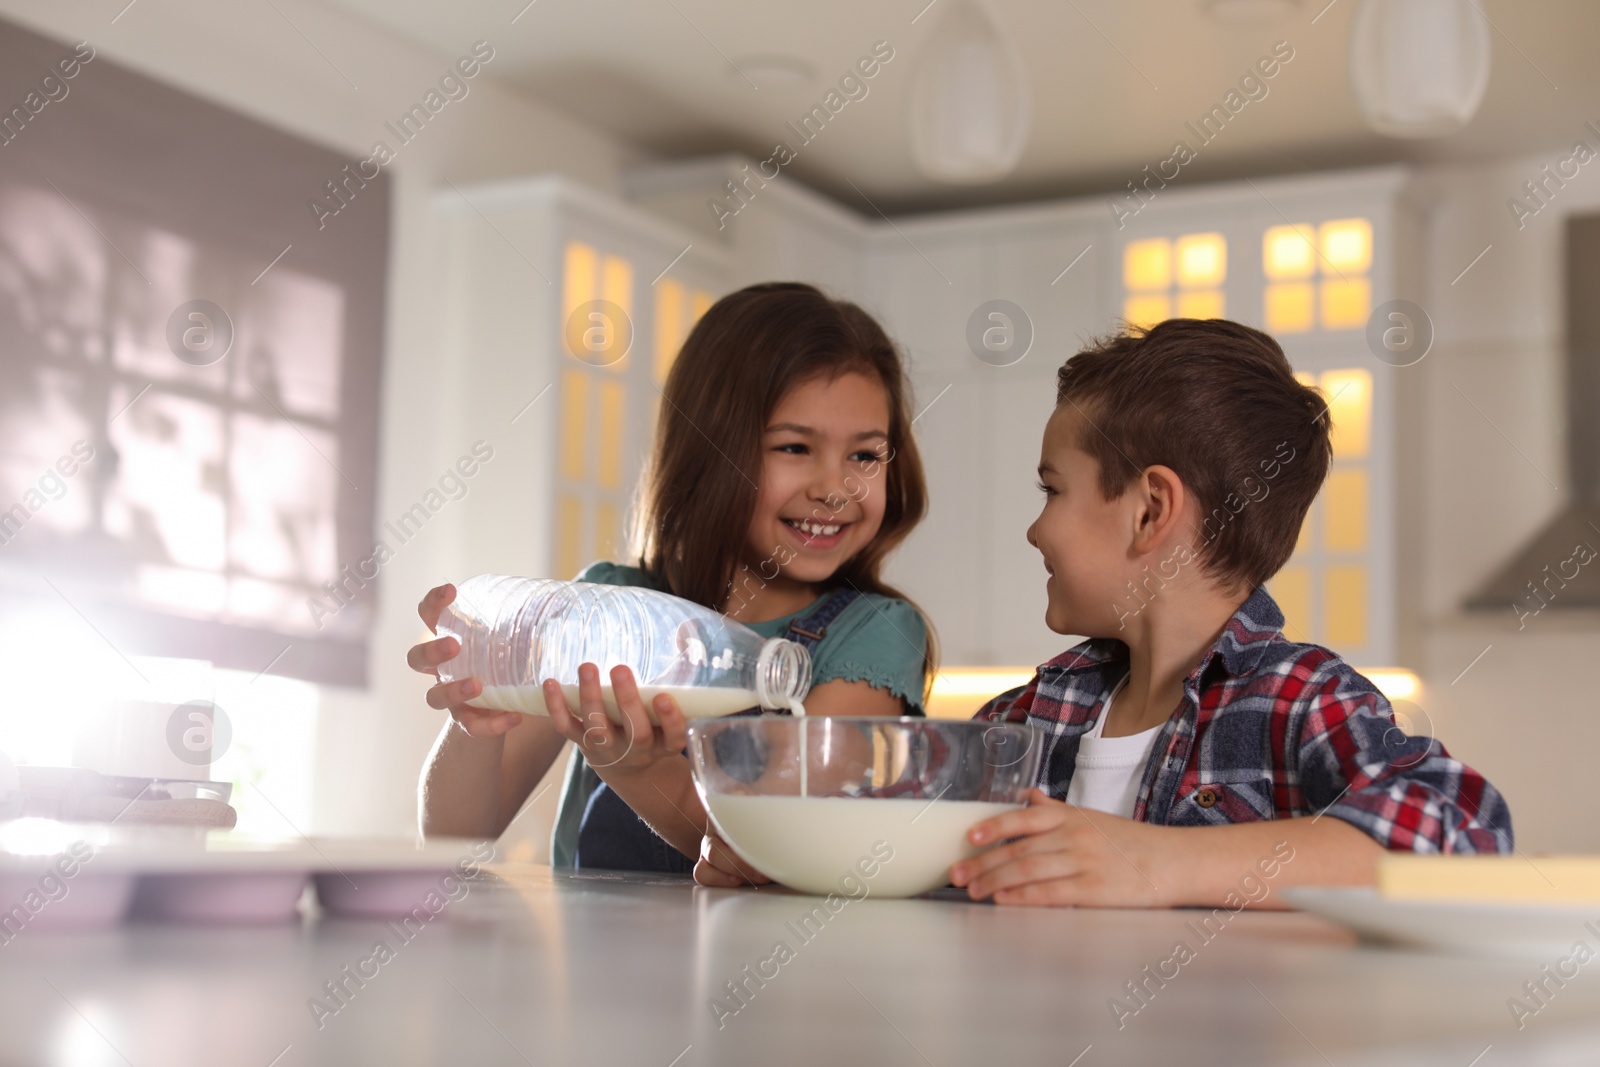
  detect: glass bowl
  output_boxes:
[685,716,1042,898]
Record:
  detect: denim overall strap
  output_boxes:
[574,587,864,875]
[785,586,862,653]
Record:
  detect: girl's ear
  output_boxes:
[1132,464,1187,555]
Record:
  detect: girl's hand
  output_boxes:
[949,789,1176,907]
[544,662,688,778]
[693,831,772,888]
[407,583,522,738]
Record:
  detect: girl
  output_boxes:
[413,282,935,879]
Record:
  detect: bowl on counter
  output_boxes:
[685,716,1042,898]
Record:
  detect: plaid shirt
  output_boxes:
[974,588,1512,854]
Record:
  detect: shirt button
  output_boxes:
[1195,788,1218,808]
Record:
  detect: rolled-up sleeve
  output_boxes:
[973,682,1033,723]
[1295,667,1513,854]
[808,596,929,713]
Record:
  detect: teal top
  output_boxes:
[548,560,929,868]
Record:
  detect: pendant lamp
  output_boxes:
[1349,0,1491,138]
[908,0,1031,183]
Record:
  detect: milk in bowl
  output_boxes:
[686,716,1043,898]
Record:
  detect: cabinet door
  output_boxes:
[984,221,1106,665]
[728,199,861,296]
[986,372,1069,667]
[552,213,725,580]
[989,219,1109,361]
[866,236,988,664]
[868,218,1106,667]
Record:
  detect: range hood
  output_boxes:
[1468,212,1600,615]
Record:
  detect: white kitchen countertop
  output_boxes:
[3,864,1599,1066]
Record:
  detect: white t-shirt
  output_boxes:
[1064,676,1163,818]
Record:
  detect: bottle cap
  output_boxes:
[754,637,812,713]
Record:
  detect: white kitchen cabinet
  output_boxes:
[436,176,730,581]
[855,170,1418,671]
[625,155,863,296]
[436,160,1418,675]
[858,206,1107,667]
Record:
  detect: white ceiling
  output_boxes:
[315,0,1600,213]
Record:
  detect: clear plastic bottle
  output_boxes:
[435,574,812,722]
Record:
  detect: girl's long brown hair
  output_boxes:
[631,282,937,692]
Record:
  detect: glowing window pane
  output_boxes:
[563,241,597,337]
[140,565,226,616]
[1264,282,1314,333]
[655,278,684,383]
[691,290,715,324]
[601,256,632,314]
[600,255,633,370]
[597,380,625,489]
[556,494,583,580]
[1323,469,1368,552]
[559,369,589,480]
[1320,368,1372,459]
[1123,293,1171,331]
[1362,669,1420,702]
[1271,566,1312,642]
[1263,224,1316,280]
[1176,289,1224,320]
[1320,277,1371,330]
[1319,218,1372,274]
[1323,565,1367,646]
[1175,233,1226,288]
[1123,239,1172,291]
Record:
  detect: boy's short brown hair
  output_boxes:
[1056,318,1332,591]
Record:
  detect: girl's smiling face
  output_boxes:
[747,370,892,588]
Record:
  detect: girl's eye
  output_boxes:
[774,443,808,455]
[1036,481,1056,496]
[851,450,883,464]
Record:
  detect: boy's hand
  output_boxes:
[950,789,1176,907]
[543,662,688,779]
[693,831,772,889]
[408,583,522,738]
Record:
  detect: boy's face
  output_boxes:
[1027,405,1143,636]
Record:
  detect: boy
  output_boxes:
[949,318,1511,908]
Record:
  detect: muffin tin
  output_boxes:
[0,819,493,928]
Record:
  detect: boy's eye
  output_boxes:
[1036,480,1056,496]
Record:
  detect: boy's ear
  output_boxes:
[1131,464,1188,554]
